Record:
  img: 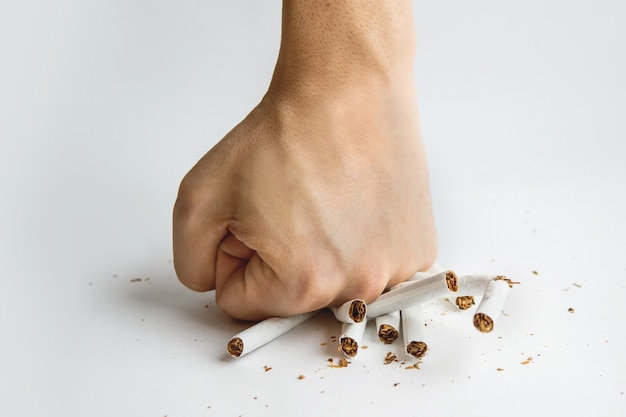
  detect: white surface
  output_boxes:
[1,1,625,416]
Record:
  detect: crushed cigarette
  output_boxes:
[473,313,494,333]
[340,337,359,357]
[473,277,512,333]
[226,311,319,358]
[339,320,367,358]
[402,304,428,358]
[406,341,428,359]
[227,337,244,358]
[367,270,458,318]
[455,295,475,310]
[330,299,367,323]
[378,324,399,344]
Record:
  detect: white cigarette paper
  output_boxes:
[227,311,319,358]
[401,304,428,359]
[473,277,511,333]
[330,299,367,323]
[339,319,368,358]
[446,275,498,310]
[366,270,458,318]
[375,311,400,344]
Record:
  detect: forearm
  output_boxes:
[270,0,416,95]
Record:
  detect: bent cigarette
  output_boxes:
[375,311,400,344]
[227,311,319,358]
[330,299,367,323]
[401,304,428,359]
[367,270,458,318]
[339,319,368,358]
[451,295,476,310]
[473,277,512,333]
[446,274,501,310]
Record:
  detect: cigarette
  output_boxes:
[452,295,476,310]
[226,311,319,358]
[366,270,458,318]
[375,311,401,344]
[339,319,368,358]
[401,304,428,359]
[446,274,502,310]
[473,277,512,333]
[330,299,367,323]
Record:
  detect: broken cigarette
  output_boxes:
[366,270,458,318]
[375,310,400,344]
[473,277,511,333]
[401,304,428,359]
[339,319,368,358]
[330,299,367,323]
[227,311,319,358]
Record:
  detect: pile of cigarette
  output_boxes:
[226,265,519,360]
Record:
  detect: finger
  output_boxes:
[215,252,333,321]
[215,232,256,290]
[172,186,229,292]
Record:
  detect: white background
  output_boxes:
[1,1,625,416]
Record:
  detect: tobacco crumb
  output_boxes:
[573,282,582,288]
[298,375,305,380]
[497,368,504,371]
[226,337,243,357]
[494,276,521,288]
[532,270,538,275]
[361,345,368,349]
[393,383,400,387]
[340,337,359,357]
[349,300,367,323]
[328,358,349,368]
[455,295,475,310]
[263,366,272,372]
[130,278,142,283]
[384,352,397,364]
[406,341,428,359]
[406,360,422,370]
[445,270,459,292]
[520,357,533,365]
[568,307,575,313]
[473,313,494,333]
[320,342,328,346]
[378,324,399,344]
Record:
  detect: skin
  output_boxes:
[173,0,437,321]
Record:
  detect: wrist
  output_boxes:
[268,0,416,97]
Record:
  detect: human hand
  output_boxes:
[172,0,437,320]
[173,79,436,320]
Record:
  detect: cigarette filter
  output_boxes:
[227,311,319,358]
